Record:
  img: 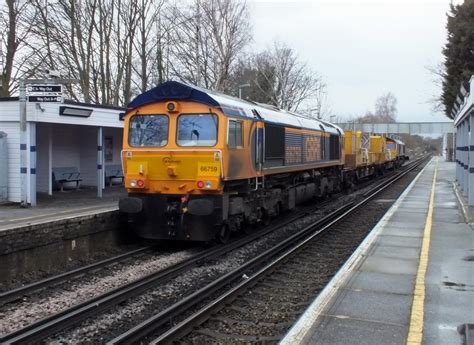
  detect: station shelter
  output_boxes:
[0,97,125,206]
[453,75,474,205]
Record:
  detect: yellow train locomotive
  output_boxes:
[119,81,345,242]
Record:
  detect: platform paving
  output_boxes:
[0,186,125,231]
[281,158,474,345]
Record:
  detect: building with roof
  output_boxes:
[0,97,125,205]
[452,75,474,205]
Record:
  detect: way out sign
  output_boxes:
[28,95,63,102]
[27,84,63,103]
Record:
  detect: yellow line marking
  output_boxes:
[406,157,439,344]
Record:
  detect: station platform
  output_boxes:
[0,186,125,231]
[282,158,474,345]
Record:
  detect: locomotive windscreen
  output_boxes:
[129,115,169,147]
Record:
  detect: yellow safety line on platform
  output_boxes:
[406,157,439,345]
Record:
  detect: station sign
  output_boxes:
[28,95,63,103]
[27,84,63,103]
[28,85,62,94]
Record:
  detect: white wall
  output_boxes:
[79,126,98,186]
[0,101,20,122]
[52,124,81,169]
[36,123,50,193]
[0,122,21,202]
[103,127,123,167]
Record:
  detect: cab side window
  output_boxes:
[228,120,243,148]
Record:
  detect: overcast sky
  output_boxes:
[248,0,459,123]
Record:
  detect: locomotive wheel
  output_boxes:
[216,224,231,244]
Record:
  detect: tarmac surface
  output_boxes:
[281,158,474,345]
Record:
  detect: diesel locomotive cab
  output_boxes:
[119,102,228,242]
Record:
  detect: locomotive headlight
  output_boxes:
[137,179,145,187]
[130,179,137,187]
[197,180,205,188]
[166,101,179,112]
[205,181,212,188]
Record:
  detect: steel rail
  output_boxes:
[0,196,330,345]
[0,246,153,306]
[117,156,429,344]
[106,201,356,344]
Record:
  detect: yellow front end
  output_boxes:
[120,100,228,197]
[123,150,223,195]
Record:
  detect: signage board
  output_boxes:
[28,85,62,94]
[28,95,63,103]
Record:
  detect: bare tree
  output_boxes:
[308,81,331,120]
[169,0,251,92]
[253,42,324,112]
[374,92,397,122]
[33,0,100,102]
[131,0,167,93]
[355,92,398,123]
[426,62,446,113]
[0,0,40,96]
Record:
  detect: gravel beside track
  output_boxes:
[0,248,198,335]
[0,243,147,293]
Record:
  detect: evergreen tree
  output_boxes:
[442,0,474,117]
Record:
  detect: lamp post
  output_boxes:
[238,83,250,99]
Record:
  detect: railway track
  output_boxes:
[108,156,429,344]
[0,190,344,344]
[0,157,412,307]
[0,157,427,344]
[0,246,154,306]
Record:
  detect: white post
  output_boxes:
[48,125,53,195]
[460,121,466,194]
[29,122,37,206]
[97,127,103,198]
[461,121,465,191]
[456,127,459,183]
[19,80,28,206]
[102,138,105,191]
[464,119,469,198]
[453,132,456,162]
[463,120,468,196]
[469,114,474,205]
